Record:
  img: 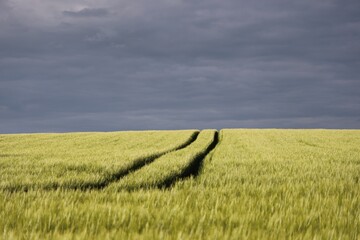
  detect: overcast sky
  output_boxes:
[1,0,360,133]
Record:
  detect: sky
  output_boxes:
[0,0,360,133]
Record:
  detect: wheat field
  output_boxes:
[1,129,359,239]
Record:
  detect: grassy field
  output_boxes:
[1,129,360,239]
[0,130,198,191]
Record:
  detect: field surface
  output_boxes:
[0,130,198,191]
[1,129,360,239]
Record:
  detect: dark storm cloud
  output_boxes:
[63,8,109,18]
[0,0,360,133]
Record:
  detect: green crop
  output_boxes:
[0,130,197,191]
[1,129,359,239]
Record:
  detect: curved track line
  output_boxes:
[160,130,219,189]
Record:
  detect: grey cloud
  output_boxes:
[63,8,109,17]
[0,0,360,133]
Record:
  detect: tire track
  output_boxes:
[88,131,200,190]
[160,130,219,189]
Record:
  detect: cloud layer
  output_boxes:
[63,8,109,18]
[1,0,360,133]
